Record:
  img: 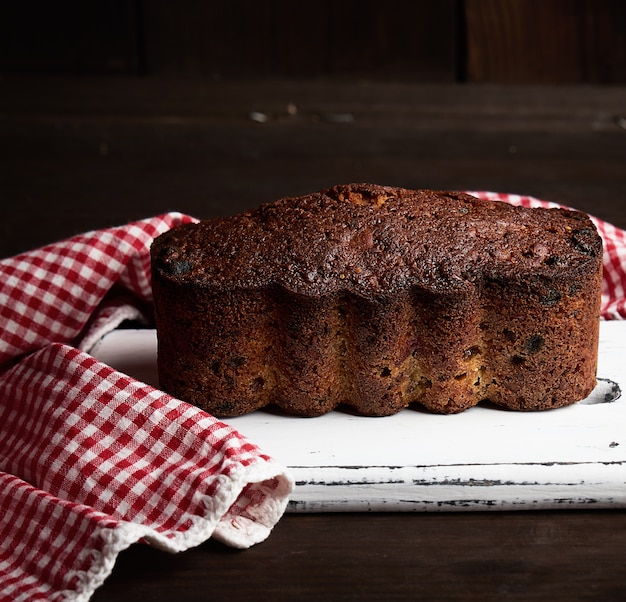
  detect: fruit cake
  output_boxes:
[150,184,603,417]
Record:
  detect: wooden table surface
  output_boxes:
[1,77,626,601]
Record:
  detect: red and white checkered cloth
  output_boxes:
[0,213,294,602]
[0,195,625,601]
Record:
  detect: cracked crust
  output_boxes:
[151,184,603,417]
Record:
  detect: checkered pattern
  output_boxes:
[0,213,294,602]
[0,197,624,601]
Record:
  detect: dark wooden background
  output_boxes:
[2,0,625,83]
[2,0,626,261]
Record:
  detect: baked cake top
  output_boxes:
[151,183,602,296]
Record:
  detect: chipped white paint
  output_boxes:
[90,322,626,512]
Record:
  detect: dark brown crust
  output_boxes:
[151,184,603,417]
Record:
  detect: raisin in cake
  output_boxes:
[150,184,603,417]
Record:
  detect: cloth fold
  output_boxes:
[0,213,294,602]
[1,196,625,601]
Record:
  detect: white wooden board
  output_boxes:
[89,322,626,512]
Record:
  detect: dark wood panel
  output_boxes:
[581,0,626,83]
[326,0,458,81]
[141,0,458,81]
[0,1,140,74]
[75,1,141,74]
[465,0,584,83]
[464,0,626,84]
[272,0,332,78]
[0,1,457,81]
[0,2,77,72]
[142,1,276,78]
[2,1,625,83]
